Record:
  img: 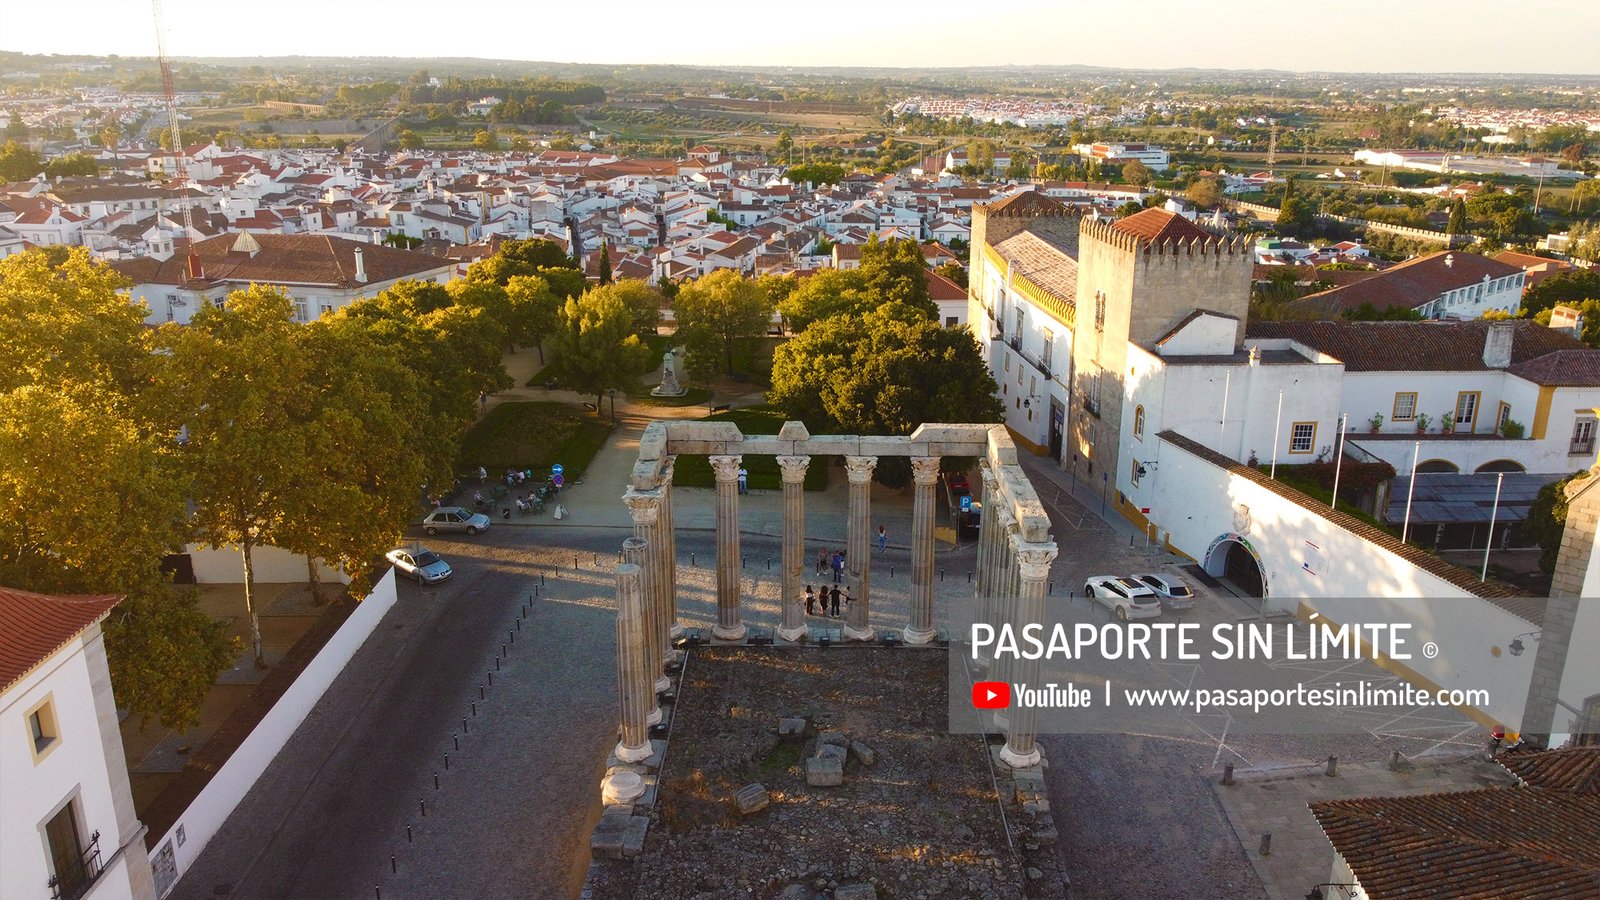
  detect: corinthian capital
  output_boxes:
[623,488,662,525]
[911,456,941,485]
[844,455,878,484]
[710,455,742,483]
[1013,539,1059,582]
[776,455,811,484]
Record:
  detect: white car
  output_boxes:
[386,546,453,585]
[423,506,491,536]
[1132,573,1196,611]
[1083,576,1162,621]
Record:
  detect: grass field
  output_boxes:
[457,401,611,481]
[670,406,830,492]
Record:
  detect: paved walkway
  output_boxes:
[1212,752,1515,899]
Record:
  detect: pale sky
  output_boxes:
[1,0,1597,75]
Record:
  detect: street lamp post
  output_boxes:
[608,388,618,424]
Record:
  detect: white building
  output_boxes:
[113,232,456,325]
[1,587,156,900]
[1288,251,1525,321]
[1073,142,1170,173]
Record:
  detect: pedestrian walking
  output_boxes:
[805,585,815,616]
[877,524,888,552]
[816,549,828,577]
[738,467,748,494]
[832,551,844,584]
[829,585,841,618]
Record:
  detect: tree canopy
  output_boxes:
[1521,270,1600,317]
[552,286,651,408]
[674,269,776,378]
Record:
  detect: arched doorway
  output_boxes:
[1476,459,1526,473]
[1204,534,1267,606]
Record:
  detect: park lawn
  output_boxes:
[670,405,829,492]
[630,386,713,407]
[457,401,611,482]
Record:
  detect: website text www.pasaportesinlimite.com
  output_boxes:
[1007,681,1488,715]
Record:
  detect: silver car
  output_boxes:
[1133,573,1196,611]
[1083,575,1162,621]
[423,506,491,536]
[387,546,453,584]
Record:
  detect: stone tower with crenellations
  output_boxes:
[1069,209,1253,486]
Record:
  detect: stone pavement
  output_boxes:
[1212,752,1515,899]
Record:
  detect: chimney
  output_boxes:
[1444,253,1455,269]
[1483,321,1514,369]
[1550,304,1585,337]
[353,246,367,284]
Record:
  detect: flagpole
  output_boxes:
[1401,441,1420,544]
[1270,390,1284,479]
[1481,472,1505,581]
[1330,413,1348,512]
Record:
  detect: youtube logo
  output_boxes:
[972,681,1010,709]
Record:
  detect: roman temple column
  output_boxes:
[610,552,654,765]
[662,456,682,642]
[903,456,942,644]
[624,487,670,698]
[842,455,878,641]
[972,462,1002,669]
[775,455,812,642]
[710,455,747,640]
[1000,539,1059,769]
[990,521,1022,733]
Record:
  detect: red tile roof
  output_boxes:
[1499,747,1600,794]
[1,587,123,693]
[1311,787,1600,898]
[1507,349,1600,387]
[1246,320,1583,373]
[110,233,452,289]
[925,269,967,301]
[1110,208,1216,245]
[1294,250,1523,314]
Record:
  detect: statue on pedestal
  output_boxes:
[651,348,688,397]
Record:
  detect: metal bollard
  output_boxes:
[488,671,493,686]
[444,753,449,770]
[495,656,500,671]
[1326,755,1338,777]
[1259,833,1271,856]
[940,567,945,582]
[1222,763,1235,786]
[420,799,427,818]
[517,617,522,631]
[573,554,579,570]
[511,629,516,644]
[391,855,396,874]
[479,684,484,700]
[501,644,507,658]
[967,570,972,583]
[767,557,772,571]
[890,564,895,578]
[471,701,477,717]
[540,572,545,587]
[376,886,381,900]
[462,717,468,734]
[1048,581,1054,595]
[592,553,598,567]
[453,734,459,751]
[434,772,439,790]
[691,551,696,567]
[407,824,413,843]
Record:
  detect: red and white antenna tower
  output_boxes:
[152,0,202,281]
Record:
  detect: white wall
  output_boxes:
[148,568,398,898]
[1149,435,1541,729]
[184,544,350,586]
[1,627,143,900]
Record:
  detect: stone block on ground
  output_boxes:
[818,731,850,748]
[735,783,771,816]
[817,743,848,764]
[591,810,647,859]
[833,883,877,900]
[849,740,876,766]
[779,716,808,737]
[806,756,844,786]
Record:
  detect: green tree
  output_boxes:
[675,270,777,378]
[775,130,793,156]
[504,274,561,362]
[1185,177,1224,210]
[1534,298,1600,347]
[968,140,995,175]
[776,268,869,333]
[1527,471,1592,574]
[152,286,317,667]
[1447,197,1467,235]
[552,287,650,410]
[768,303,1003,485]
[0,141,44,180]
[934,261,968,289]
[591,278,662,337]
[785,162,846,186]
[465,238,578,285]
[473,129,499,152]
[597,242,612,285]
[859,235,936,318]
[1521,270,1600,317]
[398,129,424,150]
[1005,152,1033,181]
[44,154,99,178]
[1121,160,1153,187]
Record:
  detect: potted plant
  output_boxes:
[1441,412,1455,434]
[1368,413,1384,434]
[1500,418,1526,440]
[1415,413,1431,434]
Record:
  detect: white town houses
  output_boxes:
[967,190,1600,570]
[1,587,157,900]
[112,232,454,326]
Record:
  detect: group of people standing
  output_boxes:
[804,583,848,618]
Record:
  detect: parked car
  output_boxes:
[386,546,453,584]
[1083,575,1162,621]
[1132,573,1196,611]
[423,506,491,536]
